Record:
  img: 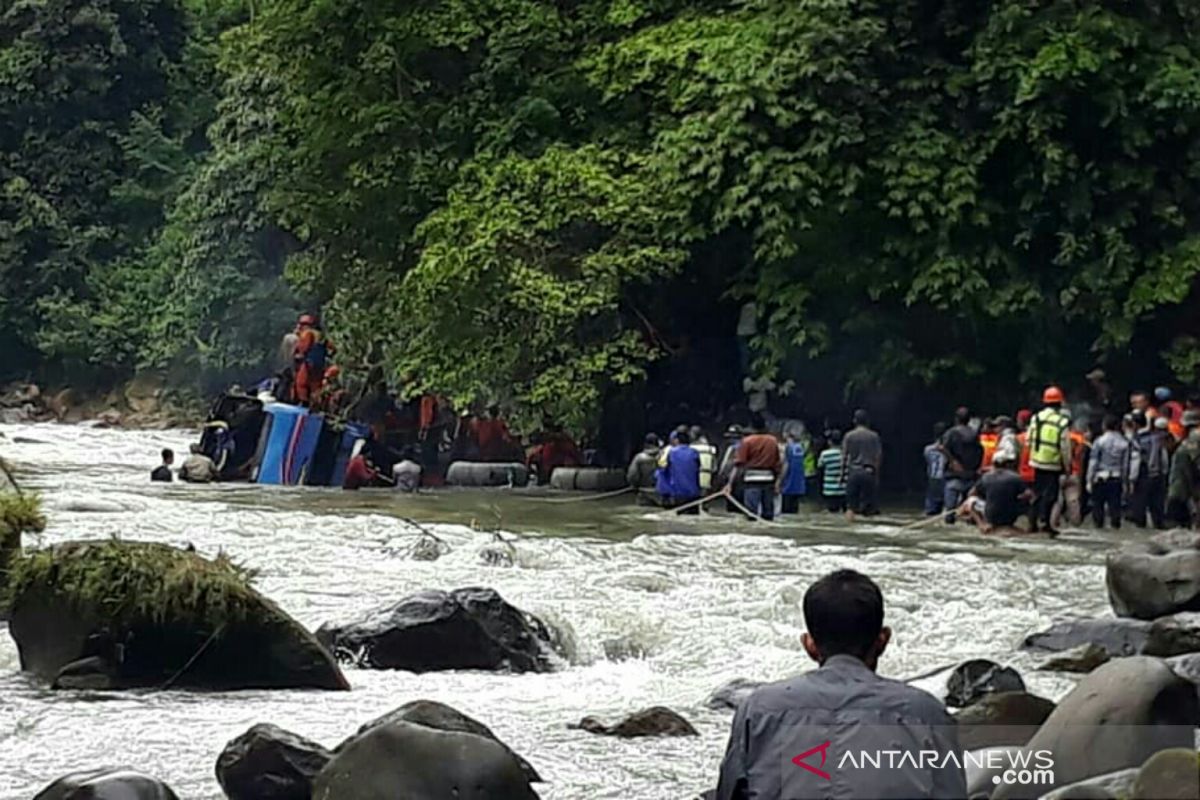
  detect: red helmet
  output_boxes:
[1043,386,1064,405]
[298,313,316,326]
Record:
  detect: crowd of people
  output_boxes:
[625,410,884,522]
[924,382,1200,535]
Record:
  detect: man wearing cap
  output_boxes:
[1028,387,1072,535]
[1166,411,1200,528]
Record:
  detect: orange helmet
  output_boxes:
[1042,386,1064,405]
[324,365,340,379]
[298,313,316,326]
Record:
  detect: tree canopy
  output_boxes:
[3,0,1200,430]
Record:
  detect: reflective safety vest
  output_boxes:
[980,433,999,471]
[693,442,718,490]
[1029,407,1070,471]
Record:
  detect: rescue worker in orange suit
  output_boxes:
[315,365,347,416]
[531,423,582,483]
[473,405,518,462]
[293,314,335,407]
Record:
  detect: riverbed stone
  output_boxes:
[1038,768,1138,800]
[1106,529,1200,620]
[315,587,558,673]
[1142,611,1200,657]
[1021,616,1151,656]
[312,720,539,800]
[1130,748,1200,800]
[572,706,698,738]
[945,659,1025,708]
[350,699,541,784]
[8,540,348,691]
[216,723,332,800]
[991,656,1200,800]
[33,768,179,800]
[1036,643,1110,673]
[706,677,766,711]
[953,691,1056,750]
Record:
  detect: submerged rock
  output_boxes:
[216,723,332,800]
[1106,530,1200,620]
[945,659,1024,708]
[991,657,1200,800]
[313,720,539,800]
[572,706,698,738]
[316,587,558,673]
[8,540,348,691]
[953,691,1056,751]
[1036,643,1110,673]
[350,699,541,784]
[706,677,766,711]
[1021,616,1150,657]
[33,768,179,800]
[1142,612,1200,657]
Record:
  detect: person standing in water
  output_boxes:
[1028,386,1072,535]
[151,448,174,482]
[818,430,847,513]
[728,414,782,521]
[780,429,808,515]
[842,409,882,520]
[923,422,947,516]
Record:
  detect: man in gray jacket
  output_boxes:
[1087,415,1137,529]
[716,569,965,800]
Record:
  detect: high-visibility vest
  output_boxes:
[1029,408,1069,470]
[980,433,999,471]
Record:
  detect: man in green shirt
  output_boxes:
[1166,410,1200,528]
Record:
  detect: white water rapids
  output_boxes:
[0,423,1117,799]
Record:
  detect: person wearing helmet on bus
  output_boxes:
[293,313,335,407]
[1028,386,1072,536]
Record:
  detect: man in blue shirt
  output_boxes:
[924,422,947,516]
[716,569,965,800]
[665,430,702,514]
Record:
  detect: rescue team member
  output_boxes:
[151,448,174,482]
[689,425,719,493]
[1167,410,1200,527]
[293,314,334,406]
[664,430,702,514]
[716,569,965,799]
[1028,386,1072,536]
[727,414,782,521]
[343,451,381,490]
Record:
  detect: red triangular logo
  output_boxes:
[792,740,832,780]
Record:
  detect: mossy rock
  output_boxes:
[7,539,348,691]
[1131,748,1200,800]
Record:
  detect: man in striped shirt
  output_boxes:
[924,422,947,515]
[818,430,847,512]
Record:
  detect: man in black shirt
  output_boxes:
[150,448,174,483]
[941,407,982,523]
[960,458,1032,534]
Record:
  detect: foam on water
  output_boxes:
[0,423,1110,798]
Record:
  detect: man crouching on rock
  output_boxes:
[716,569,965,800]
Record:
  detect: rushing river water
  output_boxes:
[0,423,1123,799]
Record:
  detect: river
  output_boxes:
[0,423,1119,799]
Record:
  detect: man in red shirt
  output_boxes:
[342,452,379,491]
[473,405,518,462]
[727,414,782,521]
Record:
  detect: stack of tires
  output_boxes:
[445,462,529,487]
[549,467,627,492]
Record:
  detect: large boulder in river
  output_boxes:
[350,699,541,784]
[1106,530,1200,620]
[991,657,1200,800]
[953,691,1056,751]
[8,540,348,690]
[216,723,332,800]
[313,720,539,800]
[1130,748,1200,800]
[706,677,766,711]
[1021,616,1150,657]
[34,768,179,799]
[904,659,1024,708]
[1142,612,1200,657]
[316,587,558,673]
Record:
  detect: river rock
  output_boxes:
[312,720,539,800]
[1130,748,1199,800]
[315,587,558,673]
[350,699,541,783]
[216,723,332,800]
[945,659,1024,707]
[572,706,698,738]
[1142,612,1200,657]
[1021,616,1150,656]
[1038,768,1138,800]
[8,540,348,691]
[706,677,766,711]
[953,691,1056,750]
[33,768,179,799]
[1106,530,1200,620]
[1036,643,1110,673]
[991,656,1200,800]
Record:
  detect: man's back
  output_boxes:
[667,445,701,499]
[942,424,981,478]
[717,656,963,800]
[843,427,882,470]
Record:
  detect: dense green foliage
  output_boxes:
[3,0,1200,428]
[6,539,262,626]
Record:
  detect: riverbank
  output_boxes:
[0,376,204,430]
[0,422,1119,798]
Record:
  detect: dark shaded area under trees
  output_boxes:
[4,0,1200,480]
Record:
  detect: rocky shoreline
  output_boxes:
[15,530,1200,799]
[0,377,201,430]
